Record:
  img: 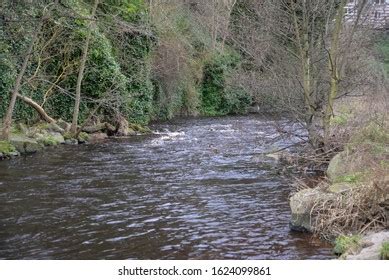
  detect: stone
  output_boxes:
[346,231,389,260]
[9,135,43,154]
[290,188,337,232]
[65,139,78,145]
[57,119,71,132]
[89,132,108,143]
[327,151,349,182]
[47,123,64,134]
[82,123,106,134]
[49,132,65,144]
[116,116,130,136]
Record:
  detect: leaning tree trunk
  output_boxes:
[16,94,56,123]
[70,0,99,135]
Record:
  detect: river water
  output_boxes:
[0,116,333,259]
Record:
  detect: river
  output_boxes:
[0,116,333,259]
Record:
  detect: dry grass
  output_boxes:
[311,178,388,240]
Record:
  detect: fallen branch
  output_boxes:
[16,93,56,123]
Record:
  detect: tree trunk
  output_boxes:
[323,0,347,146]
[1,27,40,140]
[70,0,99,134]
[16,93,56,123]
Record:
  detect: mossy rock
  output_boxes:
[129,123,152,134]
[9,135,43,154]
[78,132,90,143]
[36,133,64,146]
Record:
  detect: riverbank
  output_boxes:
[289,96,389,260]
[0,119,152,160]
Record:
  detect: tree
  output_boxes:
[229,0,370,150]
[1,2,56,140]
[70,0,99,135]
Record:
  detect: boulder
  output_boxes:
[9,135,43,154]
[290,188,337,232]
[89,132,108,143]
[327,151,348,182]
[116,116,130,136]
[65,139,78,145]
[346,231,389,260]
[82,123,106,134]
[49,132,65,144]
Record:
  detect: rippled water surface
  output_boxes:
[0,116,333,259]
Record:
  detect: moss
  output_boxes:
[334,235,362,255]
[78,132,90,142]
[380,242,389,260]
[0,140,17,155]
[334,173,364,184]
[63,132,73,140]
[41,135,59,146]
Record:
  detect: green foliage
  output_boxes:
[334,235,362,255]
[201,50,251,116]
[380,242,389,260]
[0,141,17,155]
[0,0,252,127]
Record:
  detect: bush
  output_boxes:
[201,50,251,116]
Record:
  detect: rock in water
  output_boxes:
[289,188,336,232]
[9,135,43,154]
[116,115,130,136]
[89,132,108,143]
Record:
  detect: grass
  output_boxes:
[334,235,362,255]
[380,242,389,260]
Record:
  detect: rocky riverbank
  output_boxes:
[0,119,151,160]
[289,122,389,260]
